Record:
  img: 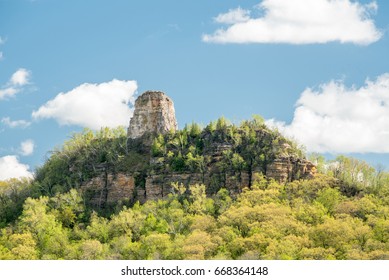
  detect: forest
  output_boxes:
[1,118,389,260]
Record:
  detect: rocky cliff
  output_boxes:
[81,91,316,208]
[128,91,178,139]
[266,156,316,183]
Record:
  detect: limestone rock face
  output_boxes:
[128,91,178,139]
[82,173,136,208]
[81,90,318,207]
[266,156,316,183]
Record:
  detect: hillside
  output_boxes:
[1,91,389,260]
[31,91,315,214]
[1,155,389,259]
[32,116,312,213]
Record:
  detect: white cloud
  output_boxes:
[32,79,138,130]
[0,68,31,100]
[266,73,389,153]
[0,36,5,60]
[1,117,31,128]
[203,0,382,45]
[214,7,251,24]
[10,68,30,86]
[0,155,33,181]
[19,140,34,156]
[0,87,19,100]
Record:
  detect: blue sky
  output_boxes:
[0,0,388,180]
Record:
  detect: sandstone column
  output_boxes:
[128,91,178,139]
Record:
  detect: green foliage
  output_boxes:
[0,178,33,228]
[148,115,299,191]
[188,184,207,215]
[315,187,342,215]
[49,189,84,228]
[1,170,389,260]
[151,135,165,157]
[14,115,308,221]
[326,156,378,196]
[34,127,130,196]
[19,197,69,259]
[185,122,202,138]
[2,117,389,260]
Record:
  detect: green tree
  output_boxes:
[188,184,207,215]
[0,178,33,227]
[8,233,39,260]
[315,187,342,215]
[182,230,217,260]
[86,212,110,243]
[78,239,108,260]
[19,197,69,259]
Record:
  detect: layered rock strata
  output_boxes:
[82,173,138,208]
[83,90,316,206]
[128,91,178,139]
[266,156,316,183]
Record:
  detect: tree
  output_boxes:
[310,217,358,258]
[213,188,232,215]
[49,189,84,228]
[327,156,376,196]
[139,233,172,260]
[78,239,108,260]
[151,134,166,157]
[182,230,217,260]
[0,231,38,260]
[19,197,69,259]
[86,212,110,243]
[185,122,202,138]
[8,233,38,260]
[188,184,207,215]
[0,178,33,227]
[315,187,342,215]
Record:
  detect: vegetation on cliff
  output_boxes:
[1,171,389,260]
[1,117,389,259]
[21,116,307,215]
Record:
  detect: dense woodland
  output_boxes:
[1,118,389,260]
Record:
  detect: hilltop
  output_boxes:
[1,91,388,260]
[34,91,315,213]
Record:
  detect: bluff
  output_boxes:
[80,91,316,209]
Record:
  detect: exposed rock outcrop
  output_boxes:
[82,173,137,208]
[144,171,250,200]
[82,90,316,206]
[82,158,317,205]
[266,156,316,183]
[128,91,178,139]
